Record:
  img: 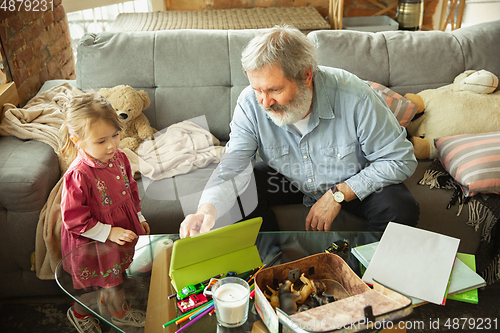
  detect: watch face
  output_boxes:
[333,191,344,203]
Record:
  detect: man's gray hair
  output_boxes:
[241,25,318,81]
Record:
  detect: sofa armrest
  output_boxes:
[0,136,60,211]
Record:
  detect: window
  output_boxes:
[64,0,163,59]
[462,0,500,27]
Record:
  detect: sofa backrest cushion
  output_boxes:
[77,29,262,141]
[307,20,500,96]
[76,21,500,141]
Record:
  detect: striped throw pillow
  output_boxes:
[367,81,419,127]
[435,132,500,196]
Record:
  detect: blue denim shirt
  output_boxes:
[200,66,417,217]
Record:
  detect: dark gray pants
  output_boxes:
[245,161,420,232]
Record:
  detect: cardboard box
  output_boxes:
[254,253,412,333]
[343,16,399,32]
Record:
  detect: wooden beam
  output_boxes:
[329,0,344,29]
[366,0,397,16]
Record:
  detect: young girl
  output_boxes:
[59,92,150,333]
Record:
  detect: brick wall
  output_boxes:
[166,0,439,30]
[0,0,75,106]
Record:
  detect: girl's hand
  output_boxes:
[141,221,150,235]
[108,227,137,245]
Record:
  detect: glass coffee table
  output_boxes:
[55,231,382,333]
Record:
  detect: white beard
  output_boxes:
[261,82,313,127]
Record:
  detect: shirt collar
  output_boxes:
[312,68,335,120]
[78,149,117,168]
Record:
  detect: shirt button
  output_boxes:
[308,179,312,183]
[116,176,120,180]
[122,191,126,195]
[303,155,307,159]
[337,153,341,158]
[109,163,113,167]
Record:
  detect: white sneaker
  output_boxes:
[67,307,102,333]
[111,304,146,328]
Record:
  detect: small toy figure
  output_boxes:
[278,280,302,315]
[325,239,349,254]
[291,273,313,304]
[177,283,205,300]
[264,285,280,309]
[265,272,330,315]
[177,294,209,313]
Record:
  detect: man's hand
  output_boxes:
[179,203,217,238]
[108,227,138,245]
[305,191,341,231]
[305,183,356,231]
[141,221,150,235]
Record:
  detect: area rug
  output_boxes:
[0,295,76,333]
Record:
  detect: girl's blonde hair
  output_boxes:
[59,91,122,164]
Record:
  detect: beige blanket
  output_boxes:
[0,82,75,150]
[0,83,224,279]
[125,120,225,180]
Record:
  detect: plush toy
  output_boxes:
[98,85,156,152]
[405,70,500,160]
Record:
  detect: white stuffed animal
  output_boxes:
[452,69,499,94]
[407,70,500,159]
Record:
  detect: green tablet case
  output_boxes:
[169,217,263,292]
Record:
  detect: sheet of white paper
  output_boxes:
[362,222,460,305]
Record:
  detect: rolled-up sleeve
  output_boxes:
[345,91,417,200]
[199,98,258,218]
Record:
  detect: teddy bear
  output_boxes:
[98,85,156,152]
[405,70,500,160]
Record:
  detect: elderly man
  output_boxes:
[180,25,419,238]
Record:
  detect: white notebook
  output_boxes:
[362,222,460,305]
[353,241,486,305]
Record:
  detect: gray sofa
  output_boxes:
[1,20,499,299]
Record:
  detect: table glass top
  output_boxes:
[55,231,382,333]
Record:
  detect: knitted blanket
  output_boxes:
[419,159,500,285]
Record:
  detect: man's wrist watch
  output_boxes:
[330,185,345,205]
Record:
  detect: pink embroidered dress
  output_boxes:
[61,149,145,290]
